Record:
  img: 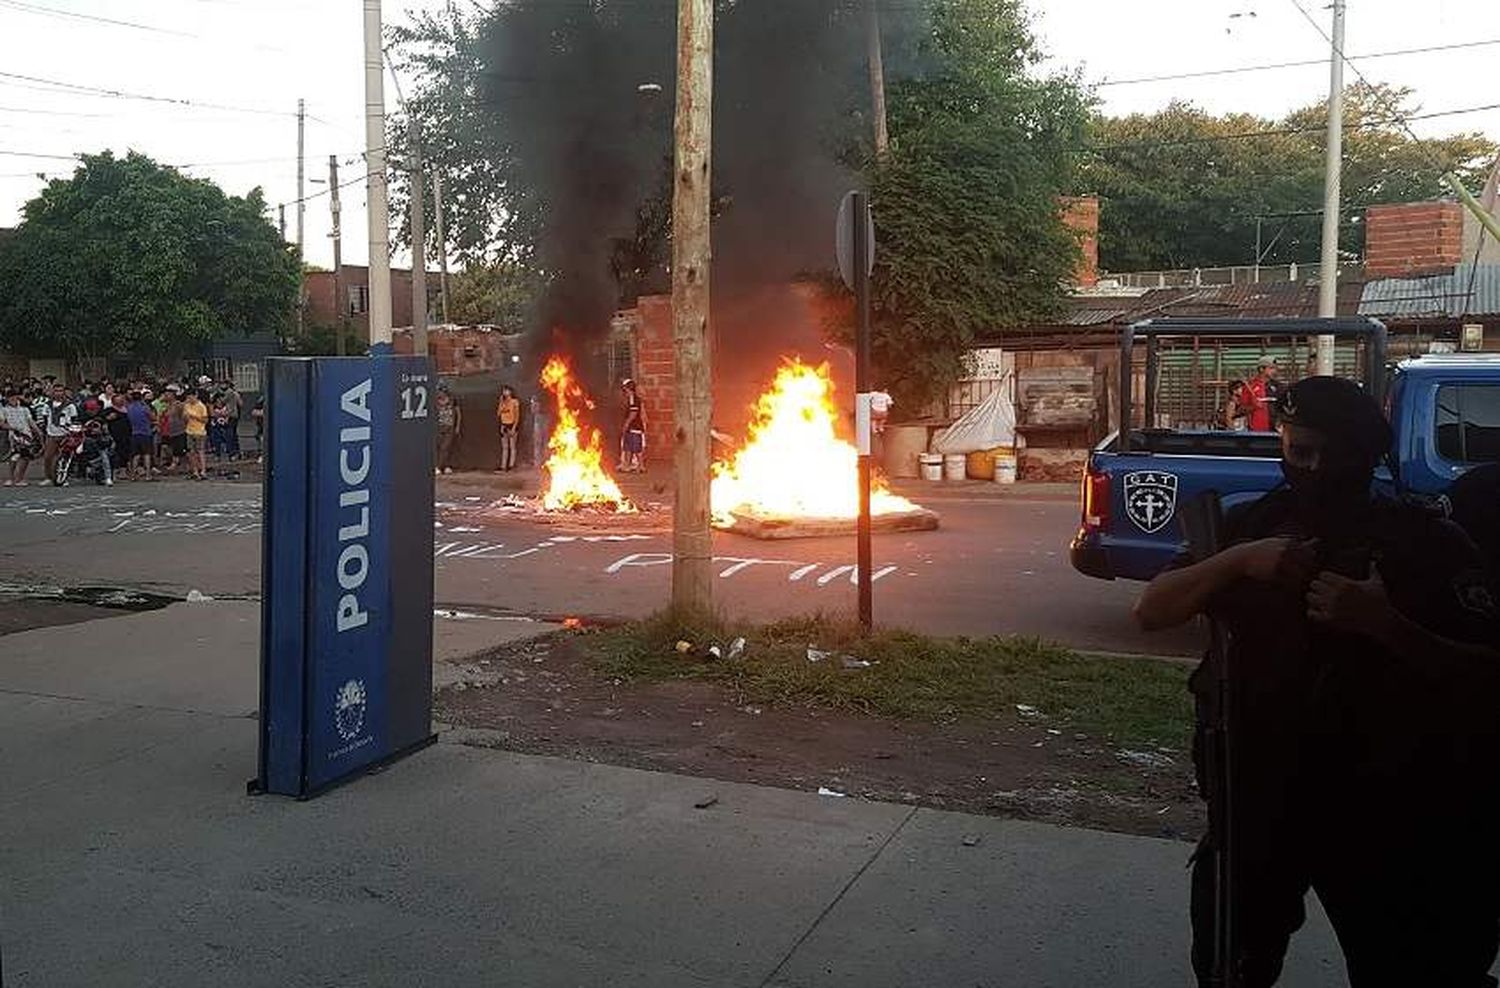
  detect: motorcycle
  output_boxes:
[53,425,84,486]
[54,424,112,486]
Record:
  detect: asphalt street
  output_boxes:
[0,479,1201,656]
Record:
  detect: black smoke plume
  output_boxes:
[478,0,920,393]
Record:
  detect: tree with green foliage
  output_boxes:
[447,261,546,331]
[388,0,1089,411]
[1084,84,1498,272]
[865,0,1090,411]
[284,323,363,357]
[0,152,298,363]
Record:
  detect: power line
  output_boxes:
[275,160,395,211]
[1082,101,1500,154]
[0,0,297,53]
[1284,0,1498,321]
[0,150,79,161]
[0,70,297,117]
[0,105,111,118]
[1095,37,1500,88]
[177,155,303,168]
[1284,0,1443,153]
[0,0,195,36]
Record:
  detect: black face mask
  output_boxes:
[1282,460,1372,530]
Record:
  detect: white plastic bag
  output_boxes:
[932,378,1016,454]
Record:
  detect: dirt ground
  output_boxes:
[435,633,1204,840]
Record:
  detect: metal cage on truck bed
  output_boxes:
[1118,318,1389,453]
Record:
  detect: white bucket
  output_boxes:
[918,453,943,482]
[943,453,967,482]
[994,449,1018,485]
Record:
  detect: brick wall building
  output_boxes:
[304,266,424,341]
[391,326,514,377]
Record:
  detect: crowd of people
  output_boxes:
[0,374,262,486]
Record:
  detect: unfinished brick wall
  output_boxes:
[1061,196,1100,288]
[1364,201,1465,278]
[391,328,505,376]
[632,295,676,464]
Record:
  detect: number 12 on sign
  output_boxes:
[399,385,429,420]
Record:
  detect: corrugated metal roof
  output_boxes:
[1057,281,1362,326]
[1359,264,1500,319]
[1064,307,1128,326]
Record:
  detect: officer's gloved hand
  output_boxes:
[1306,570,1393,637]
[1237,537,1319,592]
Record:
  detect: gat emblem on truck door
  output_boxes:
[1123,471,1179,534]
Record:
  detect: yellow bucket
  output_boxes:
[965,449,996,480]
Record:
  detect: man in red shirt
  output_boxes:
[1236,356,1280,432]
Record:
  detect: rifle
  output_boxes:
[1179,490,1236,988]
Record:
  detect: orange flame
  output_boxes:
[711,359,919,523]
[539,356,636,513]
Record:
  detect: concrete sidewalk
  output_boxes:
[0,602,1359,987]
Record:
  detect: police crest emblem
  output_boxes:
[1123,471,1179,534]
[334,679,368,742]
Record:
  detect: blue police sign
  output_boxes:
[256,355,436,798]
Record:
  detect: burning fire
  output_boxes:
[711,359,918,523]
[539,356,636,513]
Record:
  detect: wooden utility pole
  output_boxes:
[409,116,429,354]
[670,0,714,617]
[866,1,889,157]
[432,170,451,324]
[296,98,306,336]
[329,155,347,357]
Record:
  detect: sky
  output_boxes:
[0,0,1495,270]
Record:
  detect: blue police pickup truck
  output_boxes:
[1071,317,1500,582]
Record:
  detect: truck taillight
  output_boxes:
[1082,469,1109,530]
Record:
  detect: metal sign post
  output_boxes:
[255,354,436,798]
[838,190,876,632]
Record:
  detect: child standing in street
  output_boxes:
[619,379,646,474]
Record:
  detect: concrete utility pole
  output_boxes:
[866,0,889,158]
[329,155,346,357]
[432,170,451,325]
[296,97,306,336]
[364,0,393,349]
[670,0,714,617]
[409,116,429,353]
[1315,0,1346,375]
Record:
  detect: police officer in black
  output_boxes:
[1136,376,1500,987]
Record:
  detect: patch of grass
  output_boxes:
[577,613,1193,747]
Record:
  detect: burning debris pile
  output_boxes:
[711,361,938,539]
[538,356,637,515]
